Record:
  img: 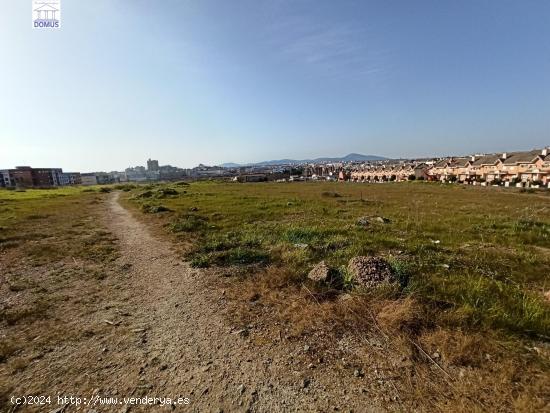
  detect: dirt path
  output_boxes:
[104,192,383,412]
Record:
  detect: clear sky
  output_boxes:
[1,0,549,171]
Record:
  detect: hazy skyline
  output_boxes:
[2,0,549,171]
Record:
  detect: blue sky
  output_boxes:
[1,0,549,171]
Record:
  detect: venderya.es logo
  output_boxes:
[32,0,61,29]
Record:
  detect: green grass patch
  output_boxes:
[126,181,550,338]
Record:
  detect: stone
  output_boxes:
[307,261,331,283]
[357,216,390,227]
[347,256,396,288]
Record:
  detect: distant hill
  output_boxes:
[219,153,386,168]
[218,162,241,168]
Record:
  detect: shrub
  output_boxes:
[155,188,178,197]
[169,214,208,232]
[321,191,342,198]
[141,204,172,214]
[114,184,137,191]
[216,247,269,265]
[190,247,269,267]
[190,254,211,268]
[338,265,354,290]
[136,190,154,198]
[388,258,412,289]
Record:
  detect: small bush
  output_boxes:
[170,214,208,232]
[141,204,172,214]
[321,191,342,198]
[388,258,412,289]
[338,265,354,290]
[216,247,269,266]
[99,187,111,193]
[114,184,137,191]
[155,188,178,197]
[190,254,211,268]
[136,190,154,198]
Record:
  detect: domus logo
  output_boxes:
[32,0,61,29]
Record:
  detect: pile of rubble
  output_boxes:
[308,256,396,289]
[347,256,395,288]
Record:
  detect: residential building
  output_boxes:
[344,147,549,188]
[147,158,159,172]
[81,173,98,185]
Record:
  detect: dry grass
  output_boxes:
[0,188,121,402]
[220,264,550,411]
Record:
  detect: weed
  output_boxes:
[170,214,208,232]
[141,204,172,213]
[321,191,342,198]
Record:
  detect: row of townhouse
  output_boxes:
[0,166,81,188]
[349,148,550,187]
[349,162,431,182]
[430,148,550,186]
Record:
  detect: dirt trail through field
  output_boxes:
[103,192,382,412]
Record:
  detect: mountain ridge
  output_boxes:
[219,153,387,168]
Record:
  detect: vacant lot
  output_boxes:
[126,180,550,410]
[128,181,550,337]
[1,183,548,411]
